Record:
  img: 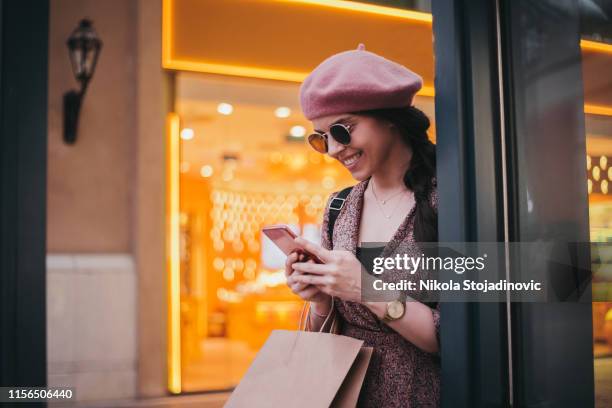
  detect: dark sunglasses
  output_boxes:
[307,123,354,154]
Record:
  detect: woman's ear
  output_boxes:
[387,121,400,135]
[383,118,396,130]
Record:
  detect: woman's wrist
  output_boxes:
[364,301,387,320]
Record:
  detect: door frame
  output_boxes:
[0,0,49,395]
[432,0,510,406]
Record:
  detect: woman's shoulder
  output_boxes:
[325,180,366,206]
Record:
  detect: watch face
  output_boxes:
[388,301,405,319]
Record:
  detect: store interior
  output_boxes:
[175,71,436,390]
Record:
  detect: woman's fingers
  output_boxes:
[284,252,299,277]
[294,237,333,263]
[292,261,334,275]
[296,285,321,301]
[287,275,308,292]
[292,273,332,287]
[287,274,320,300]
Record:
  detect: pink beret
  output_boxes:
[299,43,423,120]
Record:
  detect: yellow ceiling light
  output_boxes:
[290,125,306,138]
[277,0,432,23]
[581,39,612,55]
[586,155,592,171]
[585,104,612,117]
[217,102,234,115]
[180,128,194,140]
[593,166,601,181]
[162,0,435,85]
[600,155,608,170]
[275,107,292,118]
[200,165,213,178]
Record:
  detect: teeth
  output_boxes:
[342,152,361,166]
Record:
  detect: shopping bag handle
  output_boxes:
[298,297,335,333]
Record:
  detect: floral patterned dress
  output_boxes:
[320,178,440,408]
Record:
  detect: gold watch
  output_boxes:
[382,300,405,322]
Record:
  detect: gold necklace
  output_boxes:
[370,182,408,220]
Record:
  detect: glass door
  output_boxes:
[499,0,609,405]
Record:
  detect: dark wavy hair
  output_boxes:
[356,106,438,243]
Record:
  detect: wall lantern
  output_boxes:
[63,19,102,144]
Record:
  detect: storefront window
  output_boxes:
[174,71,436,391]
[175,73,354,390]
[581,3,612,403]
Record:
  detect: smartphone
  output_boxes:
[261,224,323,264]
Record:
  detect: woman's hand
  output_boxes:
[290,237,363,303]
[284,251,331,306]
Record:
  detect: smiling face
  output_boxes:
[311,113,406,181]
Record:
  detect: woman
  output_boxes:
[285,44,440,407]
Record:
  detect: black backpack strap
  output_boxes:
[327,186,353,247]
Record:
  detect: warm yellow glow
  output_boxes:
[166,112,182,394]
[322,175,336,189]
[290,125,306,138]
[593,166,601,181]
[275,106,291,118]
[162,0,173,67]
[162,0,437,85]
[164,59,308,82]
[587,155,592,171]
[580,43,612,117]
[581,39,612,55]
[222,169,234,181]
[180,128,194,140]
[164,57,439,91]
[217,103,234,115]
[419,86,435,97]
[213,257,224,270]
[223,267,235,281]
[200,165,213,178]
[180,162,190,173]
[585,104,612,117]
[276,0,432,23]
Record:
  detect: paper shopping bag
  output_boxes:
[224,329,372,408]
[331,346,373,408]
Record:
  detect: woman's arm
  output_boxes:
[364,300,439,354]
[291,238,440,353]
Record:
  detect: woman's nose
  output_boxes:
[326,135,346,158]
